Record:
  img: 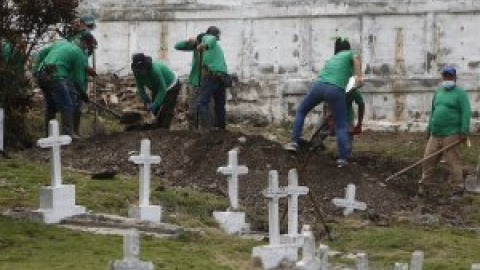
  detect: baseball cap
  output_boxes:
[79,15,96,28]
[441,66,456,76]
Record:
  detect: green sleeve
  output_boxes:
[71,50,87,94]
[427,91,436,133]
[151,73,167,111]
[202,35,217,50]
[174,41,195,51]
[459,90,472,134]
[134,76,150,105]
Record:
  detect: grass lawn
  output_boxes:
[0,153,479,269]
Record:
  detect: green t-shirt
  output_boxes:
[346,89,364,124]
[134,61,177,111]
[428,85,471,136]
[174,40,201,87]
[41,41,87,94]
[2,42,24,73]
[201,34,228,74]
[318,50,354,90]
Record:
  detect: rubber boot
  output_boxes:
[60,110,77,138]
[73,107,81,135]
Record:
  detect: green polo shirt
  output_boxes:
[318,50,354,90]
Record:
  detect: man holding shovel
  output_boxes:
[418,67,471,197]
[131,53,181,129]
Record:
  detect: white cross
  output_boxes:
[124,229,140,261]
[286,169,309,236]
[332,184,367,216]
[263,170,288,245]
[129,139,161,206]
[37,120,72,187]
[217,149,248,210]
[410,251,424,270]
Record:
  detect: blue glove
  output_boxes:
[146,103,154,112]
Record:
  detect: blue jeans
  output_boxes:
[292,81,350,159]
[197,75,226,129]
[42,79,77,135]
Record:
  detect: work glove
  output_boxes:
[87,67,97,77]
[146,103,155,113]
[80,92,89,103]
[352,124,362,135]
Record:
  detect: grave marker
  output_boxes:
[296,225,322,270]
[252,170,298,269]
[281,169,308,245]
[410,250,424,270]
[128,139,162,222]
[213,149,250,234]
[34,120,85,224]
[472,264,480,270]
[356,253,369,270]
[110,229,154,270]
[332,184,367,215]
[217,148,248,210]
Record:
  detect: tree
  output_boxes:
[0,0,78,150]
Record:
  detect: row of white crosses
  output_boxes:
[35,120,163,224]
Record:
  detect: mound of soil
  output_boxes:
[26,129,476,231]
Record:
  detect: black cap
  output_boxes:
[131,53,153,72]
[206,26,221,38]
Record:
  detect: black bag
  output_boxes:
[221,73,233,88]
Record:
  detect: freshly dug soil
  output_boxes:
[25,129,478,232]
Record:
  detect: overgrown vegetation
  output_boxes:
[0,0,78,149]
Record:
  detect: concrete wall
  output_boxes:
[79,0,480,131]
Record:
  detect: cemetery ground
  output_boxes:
[0,111,479,269]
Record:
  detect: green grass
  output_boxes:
[330,224,480,270]
[1,146,480,269]
[0,216,259,270]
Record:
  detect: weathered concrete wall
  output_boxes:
[79,0,480,131]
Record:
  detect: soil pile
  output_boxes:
[26,129,476,230]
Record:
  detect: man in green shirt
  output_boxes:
[174,33,205,130]
[284,38,363,167]
[418,67,471,197]
[131,53,181,129]
[36,33,96,137]
[346,88,365,142]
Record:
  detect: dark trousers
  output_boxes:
[197,75,226,129]
[40,79,77,136]
[153,80,181,129]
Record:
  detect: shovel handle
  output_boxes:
[385,139,464,182]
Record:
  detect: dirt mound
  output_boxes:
[26,129,475,230]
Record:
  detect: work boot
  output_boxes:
[284,142,299,152]
[60,110,75,136]
[336,159,348,168]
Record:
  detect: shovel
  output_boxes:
[88,100,142,124]
[385,139,465,182]
[465,154,480,193]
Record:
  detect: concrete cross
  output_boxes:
[300,225,315,261]
[124,229,140,261]
[286,169,308,236]
[37,120,72,187]
[217,149,248,210]
[332,184,367,216]
[410,250,424,270]
[0,108,3,151]
[262,170,288,245]
[356,253,369,270]
[472,263,480,270]
[129,139,161,206]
